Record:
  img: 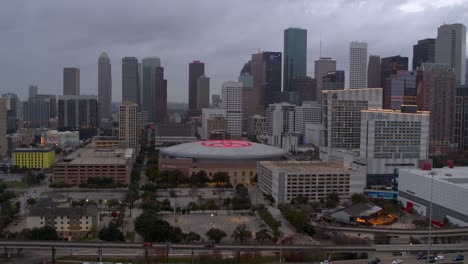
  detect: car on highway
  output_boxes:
[434,255,444,261]
[416,253,426,259]
[320,260,331,264]
[453,254,464,261]
[142,243,152,247]
[391,259,402,264]
[204,243,215,248]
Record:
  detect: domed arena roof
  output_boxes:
[160,140,288,160]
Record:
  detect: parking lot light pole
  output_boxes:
[427,171,436,262]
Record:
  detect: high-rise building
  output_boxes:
[455,85,468,151]
[222,81,243,137]
[122,57,139,105]
[63,68,80,96]
[2,93,18,134]
[23,98,50,129]
[35,94,57,119]
[381,56,409,108]
[314,57,336,100]
[0,98,7,156]
[413,38,435,70]
[188,61,205,116]
[118,102,138,149]
[321,88,383,160]
[294,103,322,135]
[293,76,317,102]
[155,67,167,124]
[267,102,298,151]
[201,108,226,140]
[211,95,222,108]
[98,52,112,120]
[197,75,210,111]
[322,71,345,91]
[417,63,457,154]
[57,95,99,130]
[435,23,466,85]
[349,42,368,88]
[383,70,416,110]
[367,55,381,88]
[284,28,307,92]
[251,52,282,106]
[141,57,161,122]
[359,107,429,187]
[29,85,38,99]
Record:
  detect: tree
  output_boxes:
[26,198,37,206]
[351,193,366,204]
[28,226,60,240]
[212,172,229,183]
[231,224,252,244]
[191,170,209,186]
[255,229,272,244]
[326,192,340,209]
[278,204,310,234]
[292,196,309,204]
[184,231,201,242]
[205,228,227,243]
[134,210,183,242]
[99,224,124,241]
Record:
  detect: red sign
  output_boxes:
[201,140,252,148]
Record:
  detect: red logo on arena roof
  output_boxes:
[201,140,252,148]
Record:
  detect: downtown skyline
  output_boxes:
[0,0,467,102]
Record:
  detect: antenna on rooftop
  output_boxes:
[320,35,322,58]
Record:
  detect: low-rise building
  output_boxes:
[46,130,80,148]
[257,161,365,206]
[330,203,384,225]
[26,198,99,239]
[52,147,135,186]
[13,146,55,169]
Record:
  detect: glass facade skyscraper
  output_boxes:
[283,28,307,92]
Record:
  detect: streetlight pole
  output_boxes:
[427,171,436,262]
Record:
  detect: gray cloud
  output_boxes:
[0,0,467,102]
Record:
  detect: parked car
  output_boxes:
[453,254,464,261]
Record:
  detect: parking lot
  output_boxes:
[160,213,264,243]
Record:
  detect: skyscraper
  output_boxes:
[154,67,167,124]
[23,98,50,129]
[413,38,435,70]
[98,52,112,120]
[142,57,161,122]
[381,56,409,108]
[251,52,282,107]
[284,28,307,92]
[383,70,416,110]
[0,98,7,156]
[122,57,139,105]
[119,102,138,149]
[349,41,368,88]
[197,75,210,111]
[188,61,205,116]
[416,63,456,154]
[293,76,317,102]
[435,23,466,85]
[455,85,468,151]
[314,57,336,101]
[367,55,381,88]
[63,68,80,95]
[322,71,345,91]
[29,85,38,99]
[1,93,18,134]
[57,95,99,130]
[222,81,243,137]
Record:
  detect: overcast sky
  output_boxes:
[1,0,467,103]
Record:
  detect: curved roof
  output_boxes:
[160,140,288,160]
[99,52,109,59]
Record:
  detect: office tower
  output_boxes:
[321,88,383,160]
[294,103,321,135]
[383,71,416,110]
[188,61,205,116]
[122,57,140,105]
[23,98,50,129]
[155,67,167,124]
[315,57,336,100]
[138,62,143,107]
[118,102,138,149]
[222,81,243,137]
[267,103,298,151]
[211,95,222,108]
[284,28,307,92]
[197,75,210,111]
[35,94,57,119]
[322,71,345,91]
[201,108,226,140]
[381,56,409,108]
[251,52,282,107]
[349,41,368,88]
[63,68,80,95]
[367,55,381,88]
[435,23,466,84]
[293,77,317,102]
[1,93,18,134]
[57,95,99,130]
[466,58,468,83]
[98,52,112,120]
[141,57,161,122]
[413,38,435,70]
[455,85,468,151]
[137,111,148,131]
[29,85,38,99]
[360,107,429,187]
[0,98,7,156]
[417,63,456,154]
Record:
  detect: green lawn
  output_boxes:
[3,181,28,188]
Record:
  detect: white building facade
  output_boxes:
[118,102,138,149]
[201,108,226,140]
[435,23,466,85]
[349,41,368,89]
[222,81,243,137]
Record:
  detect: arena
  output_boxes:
[159,140,288,185]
